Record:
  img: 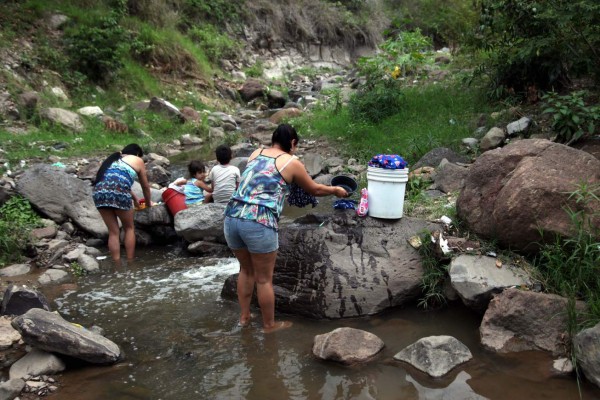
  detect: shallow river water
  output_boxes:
[37,243,600,400]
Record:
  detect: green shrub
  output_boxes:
[471,0,600,99]
[348,80,404,123]
[542,91,600,145]
[65,14,129,83]
[245,61,264,78]
[188,25,239,63]
[0,196,42,267]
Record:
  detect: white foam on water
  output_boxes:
[56,258,241,314]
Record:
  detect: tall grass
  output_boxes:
[292,81,490,165]
[533,183,600,328]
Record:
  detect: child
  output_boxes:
[174,160,213,205]
[207,145,241,203]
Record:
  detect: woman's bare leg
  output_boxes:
[233,248,255,326]
[115,209,135,261]
[251,251,291,332]
[98,208,121,263]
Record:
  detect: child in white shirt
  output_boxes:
[207,145,241,203]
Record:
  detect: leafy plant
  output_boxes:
[416,230,448,309]
[533,183,600,327]
[70,261,86,277]
[356,29,433,88]
[470,0,600,98]
[348,80,404,123]
[245,61,264,78]
[65,14,129,83]
[0,195,42,227]
[188,25,239,63]
[542,91,600,145]
[0,196,41,267]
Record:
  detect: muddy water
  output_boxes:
[36,243,600,400]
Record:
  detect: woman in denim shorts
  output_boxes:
[224,124,348,333]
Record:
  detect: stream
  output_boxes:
[39,232,600,399]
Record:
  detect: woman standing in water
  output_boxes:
[224,124,348,332]
[93,143,153,265]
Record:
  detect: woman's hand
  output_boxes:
[333,186,349,198]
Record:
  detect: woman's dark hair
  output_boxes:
[271,124,299,153]
[215,145,232,164]
[94,143,144,184]
[188,160,206,177]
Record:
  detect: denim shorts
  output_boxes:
[224,216,279,253]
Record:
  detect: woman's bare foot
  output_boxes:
[238,313,256,328]
[262,320,293,333]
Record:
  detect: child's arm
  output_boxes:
[194,173,213,193]
[173,178,187,186]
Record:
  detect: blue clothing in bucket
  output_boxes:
[368,154,407,169]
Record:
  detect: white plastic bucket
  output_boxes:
[367,166,409,219]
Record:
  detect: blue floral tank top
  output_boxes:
[224,153,292,230]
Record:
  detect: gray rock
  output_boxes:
[133,204,172,226]
[312,327,384,365]
[574,322,600,388]
[0,316,21,350]
[174,203,227,242]
[1,285,51,316]
[187,241,232,257]
[479,127,506,151]
[302,154,323,177]
[506,117,532,136]
[16,164,107,237]
[0,264,31,277]
[77,254,99,273]
[413,147,470,170]
[431,160,470,193]
[480,289,585,356]
[0,378,25,400]
[63,248,83,263]
[40,108,84,132]
[230,157,248,173]
[449,255,530,310]
[394,335,473,378]
[9,349,65,380]
[37,269,69,285]
[11,308,122,364]
[148,97,184,122]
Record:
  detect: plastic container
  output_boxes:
[162,188,187,215]
[331,175,358,196]
[367,166,409,219]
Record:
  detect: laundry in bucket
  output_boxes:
[288,183,319,208]
[333,199,357,210]
[368,154,408,169]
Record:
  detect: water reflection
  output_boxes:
[406,371,488,400]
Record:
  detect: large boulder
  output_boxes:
[480,289,586,356]
[457,139,600,253]
[573,322,600,389]
[16,164,108,238]
[222,212,438,319]
[39,108,84,132]
[449,254,531,311]
[174,203,227,242]
[11,308,122,364]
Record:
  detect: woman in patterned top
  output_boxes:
[224,124,348,333]
[93,143,153,265]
